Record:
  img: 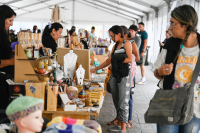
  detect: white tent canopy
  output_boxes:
[1,0,200,64]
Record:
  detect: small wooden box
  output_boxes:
[26,82,46,109]
[47,86,57,111]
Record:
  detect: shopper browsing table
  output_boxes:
[42,23,63,53]
[91,25,132,133]
[128,24,141,49]
[0,5,16,109]
[154,5,200,133]
[89,26,96,43]
[107,26,139,130]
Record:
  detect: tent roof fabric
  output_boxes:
[0,0,169,21]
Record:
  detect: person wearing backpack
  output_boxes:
[153,5,200,133]
[91,25,132,133]
[106,26,139,130]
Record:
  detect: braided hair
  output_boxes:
[171,5,198,62]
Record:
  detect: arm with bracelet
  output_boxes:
[91,46,114,73]
[153,50,174,80]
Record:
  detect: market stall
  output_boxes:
[11,35,107,122]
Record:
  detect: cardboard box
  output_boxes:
[8,84,25,103]
[59,93,77,111]
[26,83,46,109]
[47,86,57,111]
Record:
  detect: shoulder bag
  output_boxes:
[144,51,200,125]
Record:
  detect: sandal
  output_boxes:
[107,118,118,125]
[126,121,134,129]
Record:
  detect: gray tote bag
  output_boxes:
[145,52,200,125]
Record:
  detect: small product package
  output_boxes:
[59,93,77,111]
[6,79,25,103]
[8,84,25,103]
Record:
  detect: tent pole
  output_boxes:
[72,0,75,26]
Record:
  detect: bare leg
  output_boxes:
[118,119,126,133]
[140,65,145,78]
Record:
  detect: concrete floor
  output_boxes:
[96,66,159,133]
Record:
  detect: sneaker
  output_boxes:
[136,79,147,85]
[108,125,121,132]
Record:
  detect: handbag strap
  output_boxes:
[189,51,200,93]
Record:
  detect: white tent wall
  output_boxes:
[145,13,155,64]
[143,0,200,66]
[73,1,133,39]
[10,0,133,39]
[10,0,74,32]
[8,0,200,66]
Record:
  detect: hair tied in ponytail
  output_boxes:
[48,22,51,29]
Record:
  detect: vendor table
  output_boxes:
[42,108,100,121]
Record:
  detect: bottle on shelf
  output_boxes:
[32,45,35,58]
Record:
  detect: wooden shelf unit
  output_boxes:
[17,56,51,60]
[15,45,50,82]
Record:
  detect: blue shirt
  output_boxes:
[89,32,96,42]
[139,31,148,52]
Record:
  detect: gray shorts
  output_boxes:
[140,51,147,66]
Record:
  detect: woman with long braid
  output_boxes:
[153,5,200,133]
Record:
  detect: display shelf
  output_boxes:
[25,70,52,76]
[17,56,52,60]
[15,45,51,82]
[57,48,90,80]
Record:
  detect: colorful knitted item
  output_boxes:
[44,123,97,133]
[83,120,99,131]
[46,117,102,133]
[59,130,84,133]
[6,96,44,121]
[78,89,86,98]
[65,118,77,125]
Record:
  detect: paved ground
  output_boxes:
[95,66,160,133]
